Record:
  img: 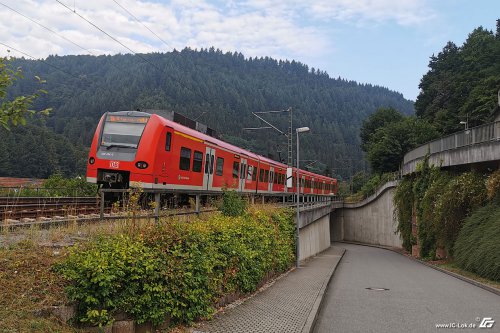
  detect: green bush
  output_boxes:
[419,171,451,258]
[219,189,247,216]
[42,173,97,196]
[55,208,295,326]
[432,172,487,256]
[454,203,500,281]
[55,235,168,326]
[394,177,414,251]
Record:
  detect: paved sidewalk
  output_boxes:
[193,245,345,333]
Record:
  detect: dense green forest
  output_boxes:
[1,48,414,179]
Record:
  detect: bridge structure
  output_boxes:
[403,120,500,175]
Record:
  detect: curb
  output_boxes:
[301,247,346,333]
[337,241,500,297]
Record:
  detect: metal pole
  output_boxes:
[100,190,105,221]
[154,193,160,224]
[195,195,200,215]
[296,130,300,268]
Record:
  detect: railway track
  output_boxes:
[1,196,102,222]
[0,195,219,229]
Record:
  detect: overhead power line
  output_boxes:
[0,42,80,79]
[0,2,95,56]
[56,0,163,73]
[112,0,171,50]
[0,2,137,78]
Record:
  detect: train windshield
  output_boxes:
[101,115,149,149]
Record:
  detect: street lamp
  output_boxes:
[459,121,468,131]
[296,126,310,268]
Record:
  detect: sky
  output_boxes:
[0,0,499,101]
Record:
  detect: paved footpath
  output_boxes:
[193,246,345,333]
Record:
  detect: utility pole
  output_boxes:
[244,107,293,167]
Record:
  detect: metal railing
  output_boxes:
[403,121,500,165]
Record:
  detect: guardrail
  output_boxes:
[403,121,500,165]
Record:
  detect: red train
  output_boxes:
[86,111,337,197]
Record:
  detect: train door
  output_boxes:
[238,158,247,192]
[268,167,274,192]
[160,128,173,178]
[203,147,215,190]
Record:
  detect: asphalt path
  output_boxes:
[313,243,500,333]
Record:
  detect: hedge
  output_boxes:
[55,207,295,327]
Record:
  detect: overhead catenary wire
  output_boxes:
[112,0,171,50]
[0,2,95,56]
[56,0,164,73]
[0,1,137,77]
[0,42,80,79]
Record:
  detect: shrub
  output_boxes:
[394,177,414,251]
[486,169,500,201]
[42,173,97,196]
[454,203,500,281]
[219,189,247,216]
[55,235,168,327]
[56,208,295,326]
[432,172,487,256]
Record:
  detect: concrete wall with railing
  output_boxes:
[403,121,500,174]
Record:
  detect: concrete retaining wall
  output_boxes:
[299,214,330,261]
[331,182,402,248]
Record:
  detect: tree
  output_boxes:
[366,117,438,173]
[0,57,51,129]
[415,20,500,134]
[360,107,404,152]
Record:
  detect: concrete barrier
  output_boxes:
[330,182,402,248]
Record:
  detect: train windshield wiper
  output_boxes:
[104,144,136,150]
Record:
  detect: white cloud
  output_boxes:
[244,0,435,26]
[0,0,333,62]
[0,0,435,67]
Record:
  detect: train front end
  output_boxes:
[86,111,156,190]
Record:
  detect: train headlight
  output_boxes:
[89,157,95,165]
[136,161,148,169]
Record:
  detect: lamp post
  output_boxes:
[460,121,468,131]
[296,126,310,268]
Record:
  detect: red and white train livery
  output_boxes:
[86,111,337,196]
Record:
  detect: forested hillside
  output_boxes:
[3,48,414,178]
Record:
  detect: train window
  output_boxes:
[193,151,203,172]
[233,162,239,178]
[216,157,224,176]
[259,169,264,182]
[165,132,172,151]
[252,167,257,181]
[179,147,191,171]
[247,165,253,180]
[271,171,276,184]
[264,170,269,182]
[210,155,215,174]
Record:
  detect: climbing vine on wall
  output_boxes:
[394,157,488,258]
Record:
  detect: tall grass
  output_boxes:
[454,203,500,281]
